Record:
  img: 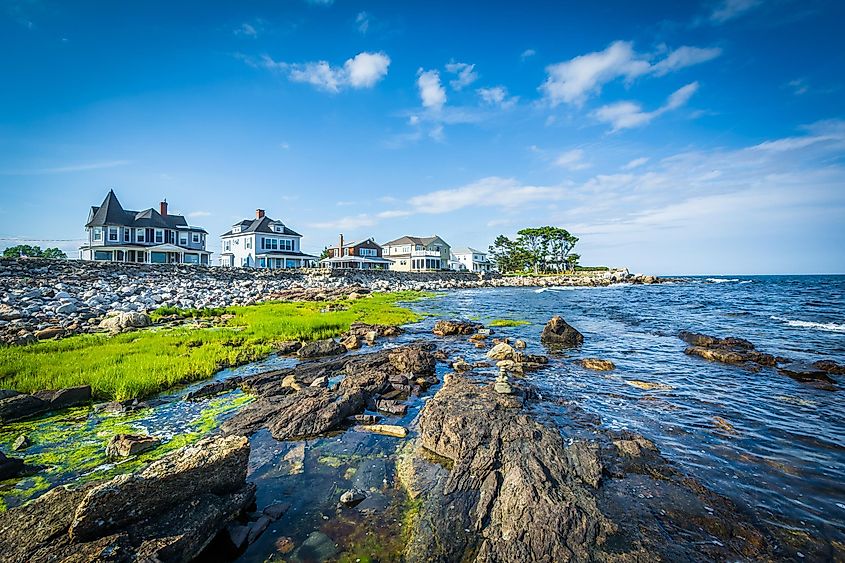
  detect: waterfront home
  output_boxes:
[451,247,494,272]
[319,234,393,270]
[80,189,211,265]
[382,235,451,272]
[220,209,316,268]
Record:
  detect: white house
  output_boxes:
[220,209,316,269]
[80,189,211,265]
[382,235,451,272]
[451,247,493,272]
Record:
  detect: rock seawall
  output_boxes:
[0,258,661,344]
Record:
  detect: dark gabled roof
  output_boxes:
[86,190,196,230]
[383,235,444,247]
[221,215,302,238]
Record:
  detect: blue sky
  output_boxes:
[1,0,844,274]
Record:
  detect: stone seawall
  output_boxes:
[0,258,660,344]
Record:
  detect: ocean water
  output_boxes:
[408,275,845,551]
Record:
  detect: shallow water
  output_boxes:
[408,276,845,551]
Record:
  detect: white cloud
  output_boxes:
[429,124,445,142]
[710,0,762,23]
[310,214,375,230]
[540,41,720,106]
[622,157,649,170]
[444,62,478,91]
[651,46,722,76]
[417,69,446,111]
[407,177,568,214]
[306,0,334,5]
[477,86,518,109]
[750,120,845,152]
[258,52,390,92]
[787,78,809,95]
[356,11,370,34]
[594,82,699,131]
[188,210,211,218]
[344,52,391,88]
[554,149,591,170]
[521,49,536,60]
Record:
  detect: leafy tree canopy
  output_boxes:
[3,245,67,259]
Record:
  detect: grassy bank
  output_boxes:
[0,292,428,401]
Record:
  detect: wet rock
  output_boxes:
[185,377,242,401]
[451,357,473,372]
[680,331,776,368]
[356,424,408,438]
[275,536,295,554]
[105,434,161,458]
[263,501,290,521]
[579,358,616,371]
[406,375,610,561]
[246,515,271,544]
[340,488,367,507]
[94,398,147,414]
[813,359,845,375]
[340,333,361,350]
[0,393,49,422]
[277,340,302,355]
[613,435,658,457]
[388,347,436,375]
[0,451,27,480]
[0,436,254,563]
[432,319,483,336]
[226,523,249,550]
[486,341,516,361]
[514,338,527,349]
[376,398,408,416]
[778,362,836,384]
[297,338,347,359]
[293,531,338,561]
[33,385,92,409]
[12,434,31,451]
[351,413,381,425]
[541,315,584,347]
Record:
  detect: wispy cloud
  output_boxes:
[188,210,211,218]
[235,22,258,37]
[477,86,518,109]
[593,82,699,131]
[554,149,591,170]
[786,78,809,95]
[521,49,536,61]
[445,62,478,91]
[253,52,390,92]
[0,160,130,176]
[710,0,762,23]
[540,41,719,107]
[622,157,649,170]
[355,11,371,34]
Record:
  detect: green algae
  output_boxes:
[0,391,252,511]
[489,318,530,327]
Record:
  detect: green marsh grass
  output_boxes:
[0,292,428,401]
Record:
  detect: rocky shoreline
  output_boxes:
[0,258,663,345]
[3,313,835,562]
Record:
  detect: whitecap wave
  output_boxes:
[706,278,740,283]
[771,316,845,332]
[739,280,753,284]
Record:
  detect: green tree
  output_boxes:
[318,246,330,261]
[2,245,67,259]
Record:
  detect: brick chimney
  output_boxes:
[339,233,344,256]
[160,199,168,217]
[256,209,265,219]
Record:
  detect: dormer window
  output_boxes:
[274,225,283,233]
[233,226,241,234]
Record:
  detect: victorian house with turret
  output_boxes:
[220,209,316,268]
[80,190,211,265]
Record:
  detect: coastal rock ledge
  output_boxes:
[0,435,254,563]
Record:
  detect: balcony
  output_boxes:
[411,250,442,257]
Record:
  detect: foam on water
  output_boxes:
[771,315,845,332]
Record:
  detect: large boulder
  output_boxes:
[0,451,27,480]
[105,434,161,458]
[486,342,516,361]
[0,435,254,563]
[388,347,436,375]
[34,385,92,410]
[297,338,347,359]
[679,331,775,367]
[540,315,584,347]
[0,392,49,422]
[99,312,152,333]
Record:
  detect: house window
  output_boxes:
[245,238,252,249]
[179,235,187,246]
[192,233,200,243]
[93,228,102,241]
[400,260,407,265]
[403,246,411,253]
[123,228,130,242]
[360,248,377,257]
[275,225,282,233]
[94,250,112,261]
[279,239,292,251]
[155,229,163,243]
[108,227,118,242]
[224,241,231,251]
[136,229,145,242]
